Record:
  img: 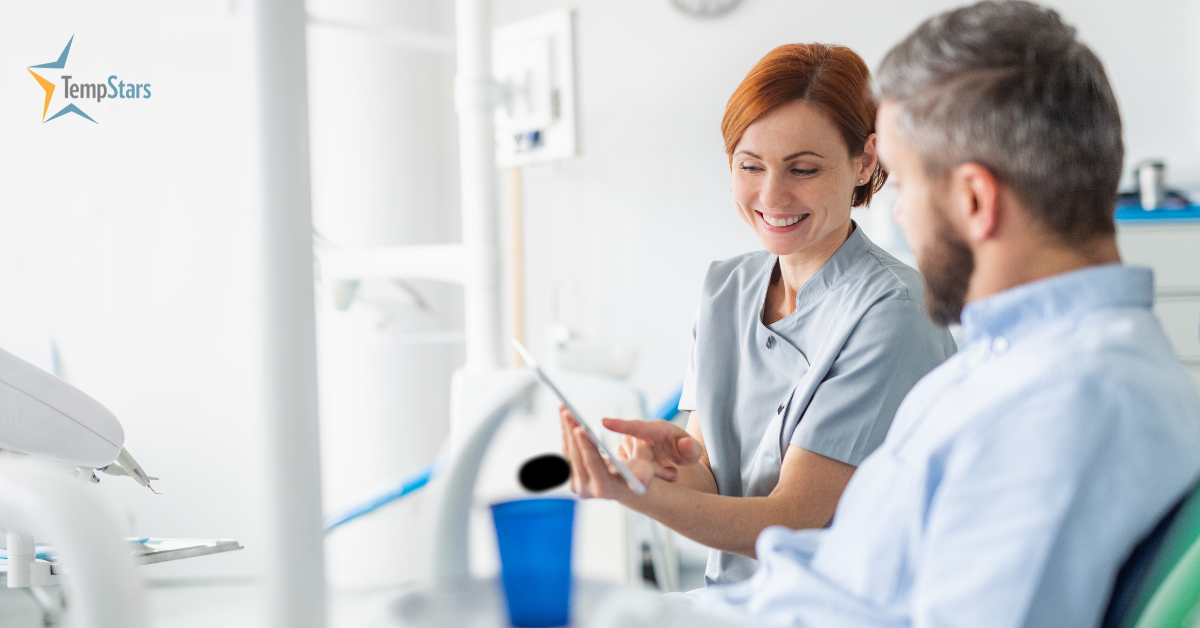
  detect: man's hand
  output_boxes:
[603,418,703,483]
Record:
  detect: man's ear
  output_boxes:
[951,162,1001,243]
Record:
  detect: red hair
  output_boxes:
[722,43,886,207]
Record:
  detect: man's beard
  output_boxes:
[917,206,975,326]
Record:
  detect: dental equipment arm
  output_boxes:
[0,347,155,490]
[426,370,537,583]
[0,457,145,627]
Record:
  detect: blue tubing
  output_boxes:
[322,385,685,533]
[651,384,684,420]
[324,461,436,533]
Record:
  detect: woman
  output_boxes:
[562,43,956,586]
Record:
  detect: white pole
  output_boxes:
[456,0,503,371]
[250,0,327,626]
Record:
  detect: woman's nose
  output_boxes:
[760,172,791,209]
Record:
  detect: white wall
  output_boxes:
[494,0,1200,405]
[0,1,266,580]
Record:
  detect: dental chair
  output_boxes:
[1102,477,1200,628]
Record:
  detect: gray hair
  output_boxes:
[876,1,1122,243]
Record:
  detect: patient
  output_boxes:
[679,1,1200,625]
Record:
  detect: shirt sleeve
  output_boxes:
[790,299,953,465]
[678,311,700,412]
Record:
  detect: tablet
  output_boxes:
[512,339,647,496]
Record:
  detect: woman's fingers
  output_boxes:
[561,414,584,495]
[602,418,702,467]
[672,435,703,465]
[623,455,657,485]
[569,428,594,497]
[617,435,633,461]
[573,428,601,498]
[560,413,570,457]
[563,410,650,500]
[627,436,678,482]
[602,417,664,440]
[574,427,627,500]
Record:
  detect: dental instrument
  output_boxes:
[0,346,155,491]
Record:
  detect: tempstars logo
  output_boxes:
[26,35,153,125]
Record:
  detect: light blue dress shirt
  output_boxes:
[696,264,1200,627]
[679,224,956,584]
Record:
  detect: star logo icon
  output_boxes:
[28,35,97,124]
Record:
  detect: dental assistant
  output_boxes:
[562,43,957,586]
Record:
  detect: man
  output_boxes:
[693,2,1200,625]
[570,2,1200,626]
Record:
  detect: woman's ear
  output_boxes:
[858,133,879,182]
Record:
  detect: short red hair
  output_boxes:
[722,43,886,207]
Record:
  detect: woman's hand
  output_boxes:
[604,418,702,483]
[559,407,647,502]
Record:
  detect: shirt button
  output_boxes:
[766,335,775,349]
[992,337,1009,353]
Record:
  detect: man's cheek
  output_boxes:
[894,195,927,254]
[893,195,918,237]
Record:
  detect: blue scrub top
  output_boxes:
[679,223,957,585]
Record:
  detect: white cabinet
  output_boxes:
[1117,222,1200,390]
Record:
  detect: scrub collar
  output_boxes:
[787,221,870,312]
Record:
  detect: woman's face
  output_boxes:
[731,100,876,258]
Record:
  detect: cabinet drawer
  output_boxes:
[1118,225,1200,289]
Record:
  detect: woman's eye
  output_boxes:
[739,164,762,172]
[792,168,818,176]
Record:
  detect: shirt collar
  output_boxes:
[960,264,1154,347]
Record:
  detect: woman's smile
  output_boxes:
[756,210,811,231]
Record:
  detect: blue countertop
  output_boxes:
[1115,204,1200,224]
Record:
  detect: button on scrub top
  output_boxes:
[678,224,957,586]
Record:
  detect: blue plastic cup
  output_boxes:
[490,498,576,627]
